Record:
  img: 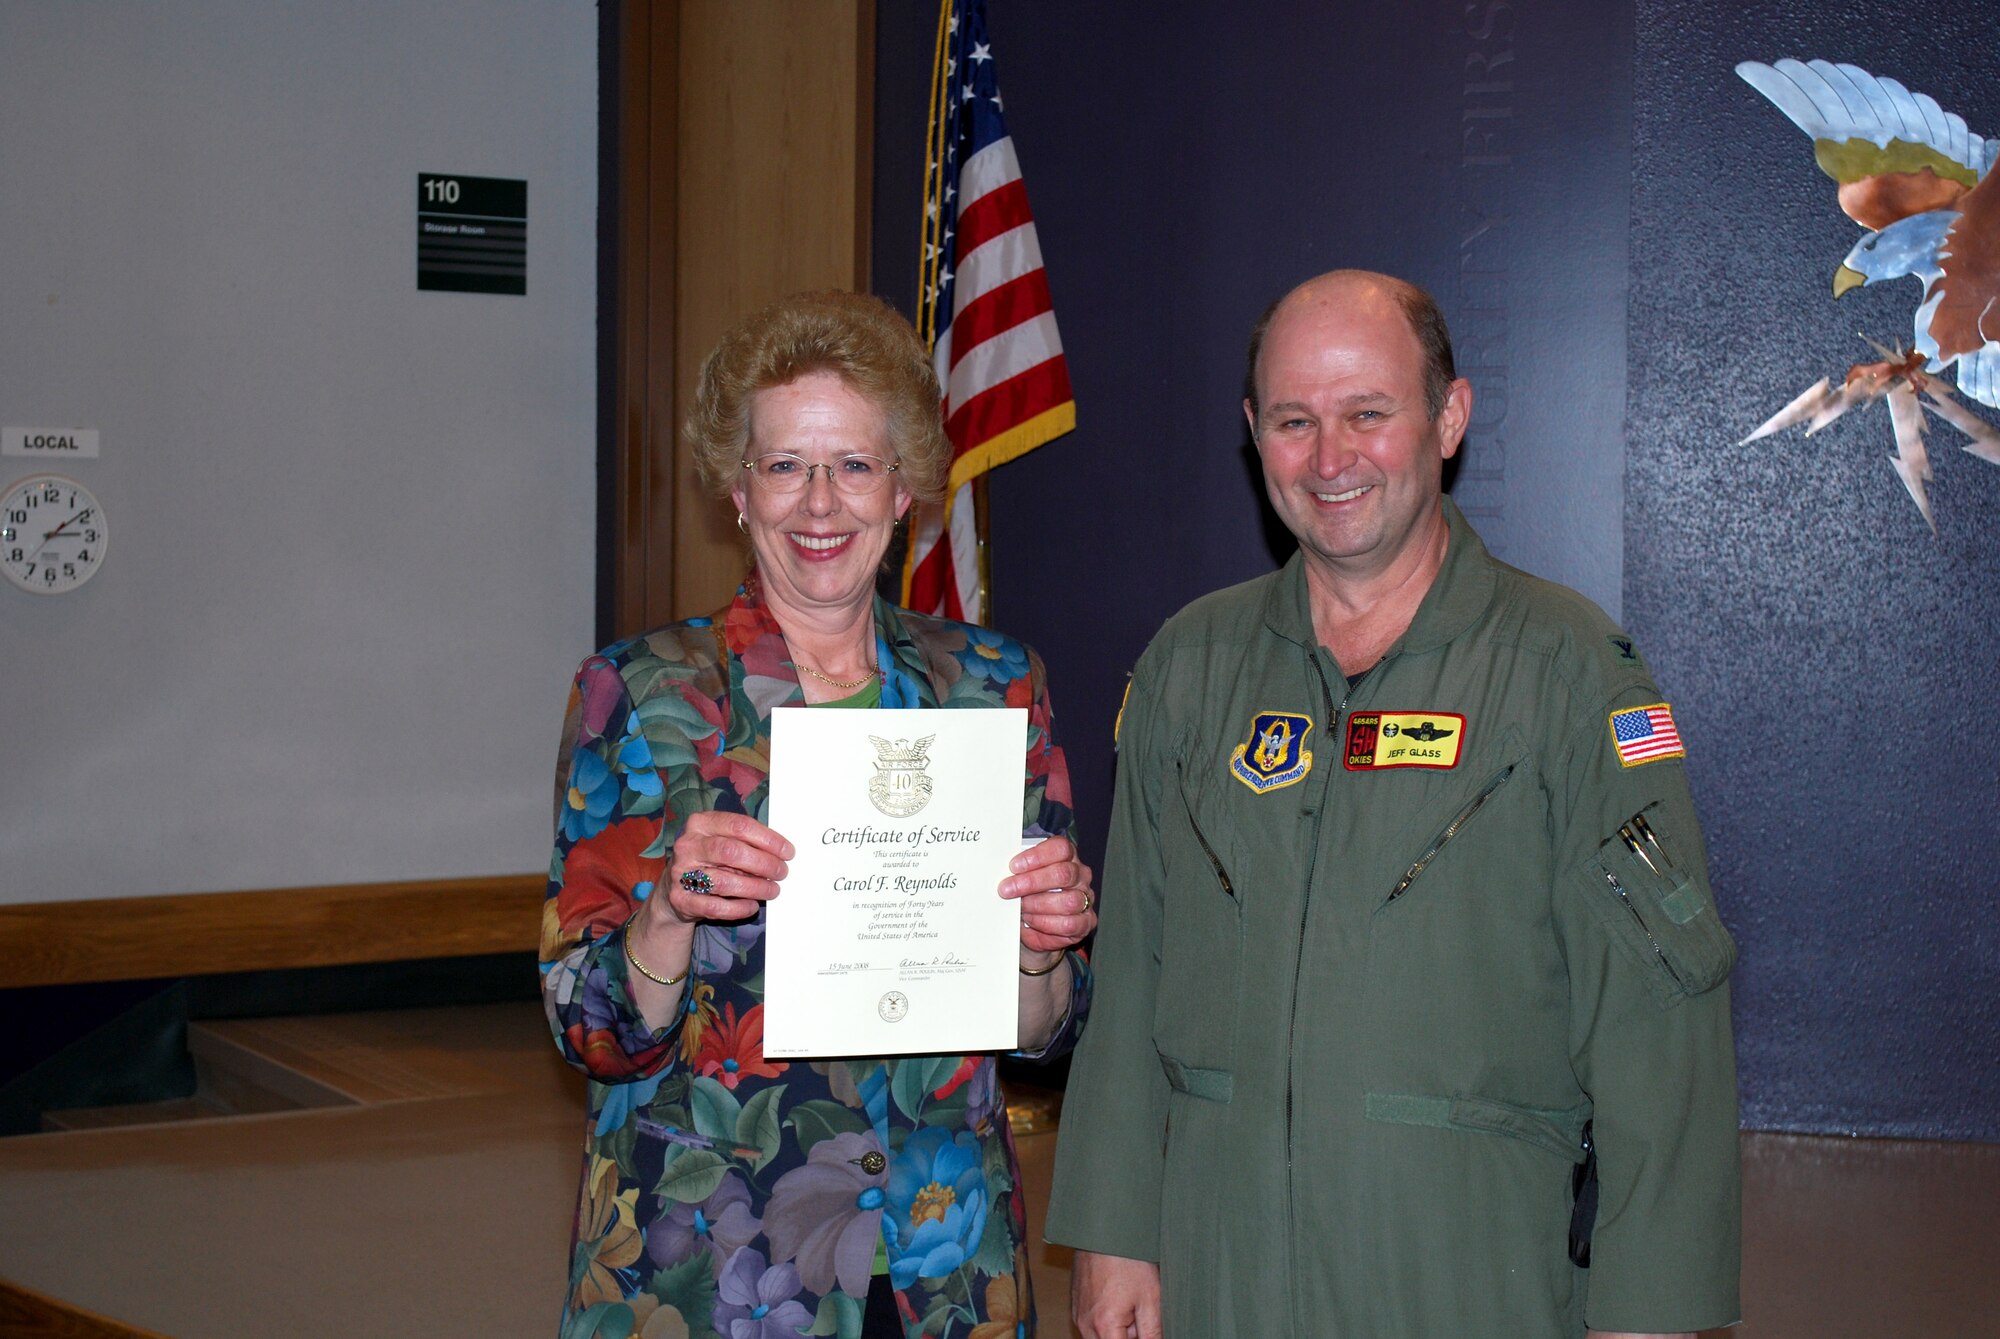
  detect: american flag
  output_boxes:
[1610,704,1686,767]
[901,0,1075,625]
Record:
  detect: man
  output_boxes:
[1045,271,1739,1338]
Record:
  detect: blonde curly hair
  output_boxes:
[685,290,951,504]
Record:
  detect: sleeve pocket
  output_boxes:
[1577,799,1737,1006]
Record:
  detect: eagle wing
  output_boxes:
[1742,59,2000,407]
[1736,59,1993,229]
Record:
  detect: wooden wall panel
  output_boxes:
[0,1280,165,1339]
[609,1,681,638]
[0,875,542,989]
[670,0,875,619]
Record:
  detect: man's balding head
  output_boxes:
[1245,271,1457,421]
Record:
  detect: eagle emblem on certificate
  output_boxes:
[868,734,936,817]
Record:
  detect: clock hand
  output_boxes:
[41,507,90,541]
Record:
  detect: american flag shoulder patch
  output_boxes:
[1608,702,1686,768]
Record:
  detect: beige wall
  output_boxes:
[0,1,598,909]
[0,0,877,977]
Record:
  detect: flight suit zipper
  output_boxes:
[1284,651,1342,1335]
[1384,762,1518,902]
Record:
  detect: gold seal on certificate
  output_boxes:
[867,734,934,817]
[763,707,1028,1057]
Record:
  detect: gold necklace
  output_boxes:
[794,658,878,691]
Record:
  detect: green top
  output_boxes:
[812,676,882,709]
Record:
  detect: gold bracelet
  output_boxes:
[624,924,690,988]
[1019,950,1065,977]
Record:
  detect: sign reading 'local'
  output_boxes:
[3,427,100,459]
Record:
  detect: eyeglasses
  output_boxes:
[740,452,901,496]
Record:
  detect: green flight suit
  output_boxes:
[1047,501,1740,1336]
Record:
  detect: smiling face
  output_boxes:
[1244,276,1471,585]
[730,370,913,625]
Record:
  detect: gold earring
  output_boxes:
[737,512,748,535]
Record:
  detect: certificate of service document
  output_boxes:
[762,706,1028,1058]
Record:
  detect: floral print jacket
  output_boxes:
[541,574,1091,1339]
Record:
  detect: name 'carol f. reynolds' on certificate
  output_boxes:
[763,707,1028,1058]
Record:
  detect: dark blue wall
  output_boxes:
[1629,3,2000,1139]
[874,0,1999,1140]
[877,0,1637,851]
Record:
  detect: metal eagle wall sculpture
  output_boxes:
[1737,58,2000,532]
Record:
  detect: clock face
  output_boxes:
[3,474,108,595]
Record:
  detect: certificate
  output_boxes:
[762,706,1028,1058]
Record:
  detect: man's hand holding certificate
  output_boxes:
[763,707,1029,1057]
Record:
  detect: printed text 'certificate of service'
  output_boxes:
[763,707,1028,1057]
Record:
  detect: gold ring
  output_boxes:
[1080,891,1092,914]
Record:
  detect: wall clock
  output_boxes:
[3,473,108,594]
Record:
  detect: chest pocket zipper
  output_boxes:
[1176,758,1236,900]
[1386,763,1518,902]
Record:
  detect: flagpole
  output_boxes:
[903,0,952,609]
[917,0,951,349]
[973,474,992,625]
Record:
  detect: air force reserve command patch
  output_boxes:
[1609,702,1686,767]
[1230,710,1314,793]
[1344,712,1466,770]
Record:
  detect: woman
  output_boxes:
[541,290,1095,1339]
